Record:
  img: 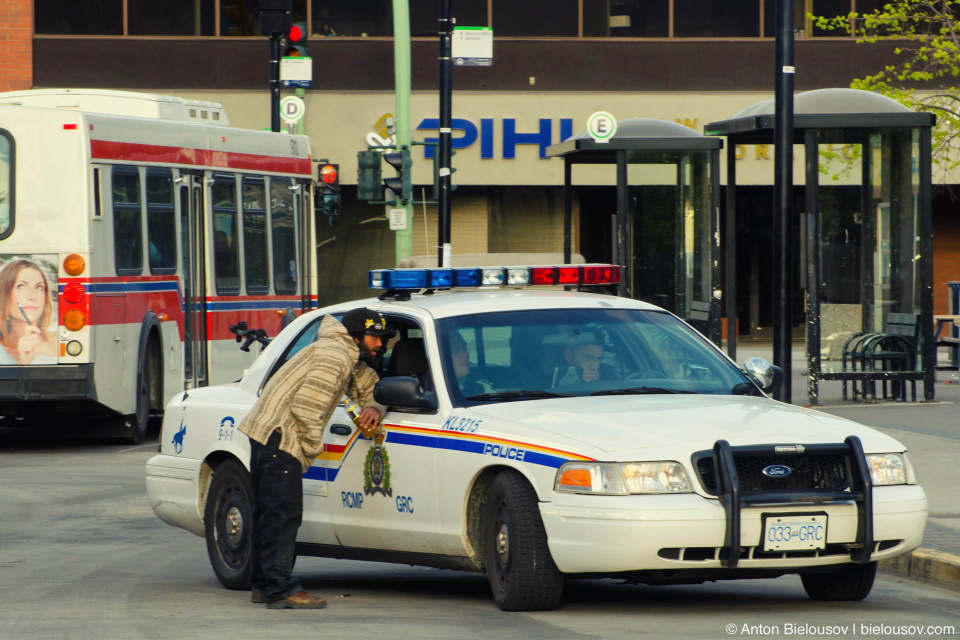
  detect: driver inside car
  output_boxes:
[450,331,494,397]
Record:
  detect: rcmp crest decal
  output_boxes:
[363,430,392,496]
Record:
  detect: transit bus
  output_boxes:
[0,89,317,442]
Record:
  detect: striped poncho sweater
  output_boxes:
[239,315,385,473]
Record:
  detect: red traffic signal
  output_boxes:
[320,163,339,185]
[284,22,308,57]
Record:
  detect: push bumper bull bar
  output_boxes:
[712,436,874,568]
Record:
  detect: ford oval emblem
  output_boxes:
[762,464,792,478]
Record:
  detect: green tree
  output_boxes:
[813,1,960,177]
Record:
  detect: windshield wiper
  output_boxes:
[465,390,577,401]
[591,387,696,396]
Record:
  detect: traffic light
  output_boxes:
[318,163,340,227]
[382,148,412,203]
[284,22,308,57]
[357,150,382,201]
[433,148,457,201]
[259,0,292,36]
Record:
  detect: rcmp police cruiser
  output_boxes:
[147,265,927,611]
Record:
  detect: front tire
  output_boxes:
[484,470,564,611]
[801,562,877,601]
[204,459,253,590]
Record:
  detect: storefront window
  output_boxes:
[583,0,669,38]
[675,0,760,37]
[35,0,123,35]
[130,0,215,36]
[492,0,577,37]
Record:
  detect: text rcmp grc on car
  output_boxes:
[146,265,927,611]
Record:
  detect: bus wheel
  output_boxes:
[205,459,253,590]
[128,340,160,444]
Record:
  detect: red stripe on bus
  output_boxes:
[90,140,313,175]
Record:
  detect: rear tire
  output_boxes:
[127,338,162,444]
[205,459,253,590]
[484,470,564,611]
[801,562,877,601]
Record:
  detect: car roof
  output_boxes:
[321,289,664,320]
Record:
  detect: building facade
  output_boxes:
[13,0,960,328]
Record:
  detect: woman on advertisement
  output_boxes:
[0,258,58,365]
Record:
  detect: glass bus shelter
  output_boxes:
[547,119,724,346]
[706,89,935,403]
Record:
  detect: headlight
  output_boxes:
[621,462,691,493]
[866,453,918,486]
[555,461,691,495]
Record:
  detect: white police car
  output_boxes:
[146,264,926,611]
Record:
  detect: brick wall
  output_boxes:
[933,198,960,316]
[0,0,33,92]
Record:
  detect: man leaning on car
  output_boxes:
[239,307,393,609]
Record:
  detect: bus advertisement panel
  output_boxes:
[0,255,58,366]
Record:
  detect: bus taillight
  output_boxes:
[64,309,85,332]
[64,254,85,276]
[63,282,85,304]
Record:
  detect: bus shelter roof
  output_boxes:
[705,88,934,145]
[547,117,722,163]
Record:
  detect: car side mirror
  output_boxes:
[374,376,438,412]
[742,357,784,395]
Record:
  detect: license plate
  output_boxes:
[762,514,827,551]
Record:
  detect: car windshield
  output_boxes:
[436,308,754,407]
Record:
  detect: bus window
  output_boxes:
[0,130,14,239]
[212,176,240,295]
[146,169,177,274]
[242,177,268,294]
[270,178,297,294]
[113,166,143,275]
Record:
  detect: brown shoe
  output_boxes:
[266,591,327,609]
[251,592,265,604]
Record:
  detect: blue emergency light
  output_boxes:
[368,264,620,292]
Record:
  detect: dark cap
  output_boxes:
[342,307,395,337]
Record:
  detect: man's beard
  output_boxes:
[358,339,379,368]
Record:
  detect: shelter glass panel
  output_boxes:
[626,150,713,335]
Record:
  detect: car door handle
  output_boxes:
[329,424,352,436]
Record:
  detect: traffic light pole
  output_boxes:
[270,33,282,133]
[437,0,453,268]
[392,0,414,264]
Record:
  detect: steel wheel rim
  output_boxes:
[492,497,512,590]
[216,483,248,570]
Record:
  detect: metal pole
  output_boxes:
[270,34,281,133]
[773,0,794,402]
[438,0,453,268]
[392,0,413,264]
[725,143,737,362]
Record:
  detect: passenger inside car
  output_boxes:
[449,331,494,397]
[550,332,620,387]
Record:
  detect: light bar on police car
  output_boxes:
[369,264,621,291]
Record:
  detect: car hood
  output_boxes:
[466,395,904,456]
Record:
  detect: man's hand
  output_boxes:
[356,407,382,438]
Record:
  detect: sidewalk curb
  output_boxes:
[878,547,960,592]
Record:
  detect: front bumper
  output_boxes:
[540,484,927,574]
[145,454,205,537]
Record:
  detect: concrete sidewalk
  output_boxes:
[732,342,960,593]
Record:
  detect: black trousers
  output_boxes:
[249,430,304,602]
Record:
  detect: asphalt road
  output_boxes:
[1,426,958,640]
